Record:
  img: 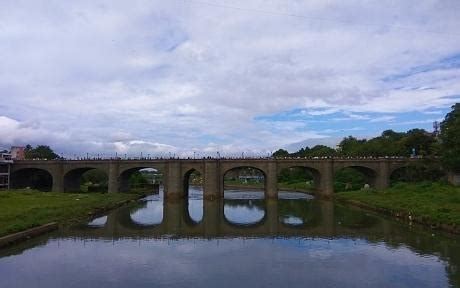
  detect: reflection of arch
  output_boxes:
[278,199,321,228]
[119,166,163,193]
[10,168,53,191]
[64,167,107,193]
[277,165,322,191]
[114,200,164,229]
[223,199,266,227]
[184,198,203,225]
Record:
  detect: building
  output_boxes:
[11,146,25,160]
[0,152,13,189]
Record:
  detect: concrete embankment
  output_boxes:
[0,223,59,248]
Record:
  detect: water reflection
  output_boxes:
[1,190,460,288]
[87,216,107,227]
[130,194,163,226]
[224,199,266,226]
[278,198,320,227]
[188,186,203,223]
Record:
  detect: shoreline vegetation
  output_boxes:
[1,181,460,242]
[227,180,460,234]
[224,180,313,193]
[0,189,144,238]
[335,182,460,234]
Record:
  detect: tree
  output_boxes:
[24,145,59,160]
[402,129,436,156]
[440,103,460,171]
[308,145,337,157]
[338,136,366,156]
[272,149,289,158]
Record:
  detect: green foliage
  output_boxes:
[82,169,108,185]
[334,168,367,192]
[336,182,460,226]
[440,103,460,171]
[337,129,437,157]
[24,144,59,160]
[129,172,149,186]
[278,167,313,183]
[390,162,444,183]
[272,149,289,158]
[276,128,439,159]
[290,145,337,157]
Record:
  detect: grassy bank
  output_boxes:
[0,189,143,237]
[335,182,460,230]
[224,180,313,192]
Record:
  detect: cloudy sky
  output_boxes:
[1,0,459,157]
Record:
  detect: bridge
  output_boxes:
[10,158,421,198]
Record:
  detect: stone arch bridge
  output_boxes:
[10,158,422,198]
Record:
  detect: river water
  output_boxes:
[1,187,460,288]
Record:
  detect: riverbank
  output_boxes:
[335,182,460,234]
[224,181,313,193]
[0,189,144,238]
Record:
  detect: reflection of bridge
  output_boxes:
[11,158,420,198]
[5,198,459,287]
[63,199,380,239]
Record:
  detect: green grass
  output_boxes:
[335,182,460,226]
[224,179,264,189]
[224,180,314,192]
[278,181,314,191]
[224,180,313,191]
[0,189,142,237]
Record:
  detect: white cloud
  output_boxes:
[0,0,459,155]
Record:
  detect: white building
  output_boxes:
[0,152,13,189]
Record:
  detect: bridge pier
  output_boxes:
[203,200,222,236]
[317,160,334,198]
[203,161,221,200]
[51,163,64,193]
[266,161,278,199]
[375,160,390,190]
[108,161,119,193]
[319,200,335,236]
[163,200,184,234]
[266,199,278,234]
[165,161,184,199]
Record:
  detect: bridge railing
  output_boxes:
[15,155,430,161]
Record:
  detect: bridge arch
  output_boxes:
[277,165,322,193]
[183,168,204,223]
[389,163,445,184]
[10,168,53,191]
[64,167,108,193]
[333,165,378,191]
[222,165,267,197]
[118,166,164,193]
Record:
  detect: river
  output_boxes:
[0,187,459,287]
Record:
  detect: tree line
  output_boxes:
[273,103,460,172]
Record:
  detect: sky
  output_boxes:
[0,0,460,157]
